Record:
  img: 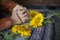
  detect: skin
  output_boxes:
[0,0,18,31]
[0,18,13,31]
[0,0,28,31]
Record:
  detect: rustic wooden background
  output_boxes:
[14,0,60,6]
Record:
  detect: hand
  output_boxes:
[10,4,29,24]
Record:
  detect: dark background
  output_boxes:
[55,17,60,40]
[14,0,60,6]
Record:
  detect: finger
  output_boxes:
[24,18,28,22]
[23,7,27,11]
[18,9,26,14]
[21,7,27,14]
[22,8,27,14]
[18,5,24,10]
[22,17,29,22]
[22,11,27,14]
[22,12,28,18]
[17,7,27,14]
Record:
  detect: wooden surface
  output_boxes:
[14,0,60,6]
[55,17,60,40]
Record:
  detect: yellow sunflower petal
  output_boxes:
[11,25,18,34]
[29,10,39,20]
[30,12,44,28]
[12,25,32,36]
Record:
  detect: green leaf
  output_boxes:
[0,31,14,40]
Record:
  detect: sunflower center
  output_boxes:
[35,17,41,23]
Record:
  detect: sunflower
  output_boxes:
[30,12,44,28]
[11,25,19,34]
[29,10,39,20]
[11,25,31,36]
